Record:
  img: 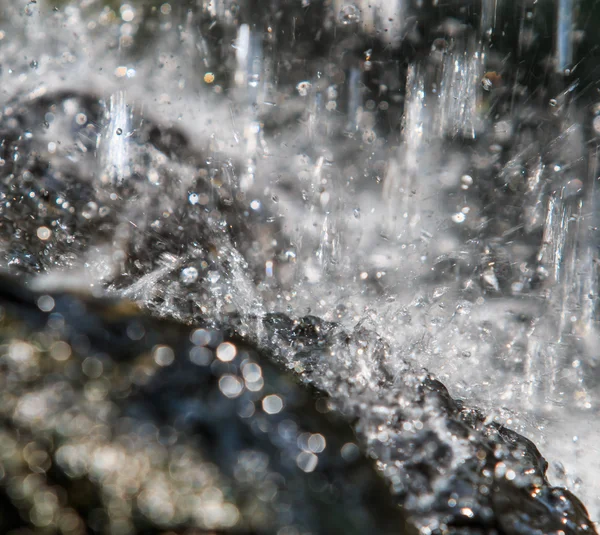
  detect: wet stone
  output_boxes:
[0,277,595,535]
[0,276,407,534]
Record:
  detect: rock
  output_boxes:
[258,314,597,534]
[0,276,408,534]
[0,89,280,324]
[0,277,595,534]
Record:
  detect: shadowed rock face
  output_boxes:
[0,277,410,535]
[0,278,595,535]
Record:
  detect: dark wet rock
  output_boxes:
[0,88,288,325]
[256,312,597,535]
[0,276,409,534]
[0,277,596,535]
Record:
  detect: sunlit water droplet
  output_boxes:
[207,271,221,283]
[216,342,237,362]
[262,394,283,415]
[153,345,175,367]
[296,81,312,97]
[36,226,51,240]
[219,375,244,398]
[180,266,199,284]
[338,4,361,25]
[81,202,98,220]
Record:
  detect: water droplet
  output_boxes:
[36,226,51,240]
[338,4,361,25]
[207,271,221,283]
[242,362,262,382]
[341,442,359,462]
[262,394,283,415]
[189,346,212,366]
[120,4,135,22]
[296,81,312,97]
[219,375,244,398]
[452,213,466,224]
[180,266,199,284]
[116,128,123,135]
[296,451,318,472]
[460,507,474,518]
[307,433,326,453]
[265,260,274,278]
[153,345,175,367]
[37,295,55,312]
[50,341,71,362]
[190,328,211,346]
[82,357,103,378]
[126,321,145,341]
[81,202,98,220]
[216,342,237,362]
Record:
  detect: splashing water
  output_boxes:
[2,0,600,525]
